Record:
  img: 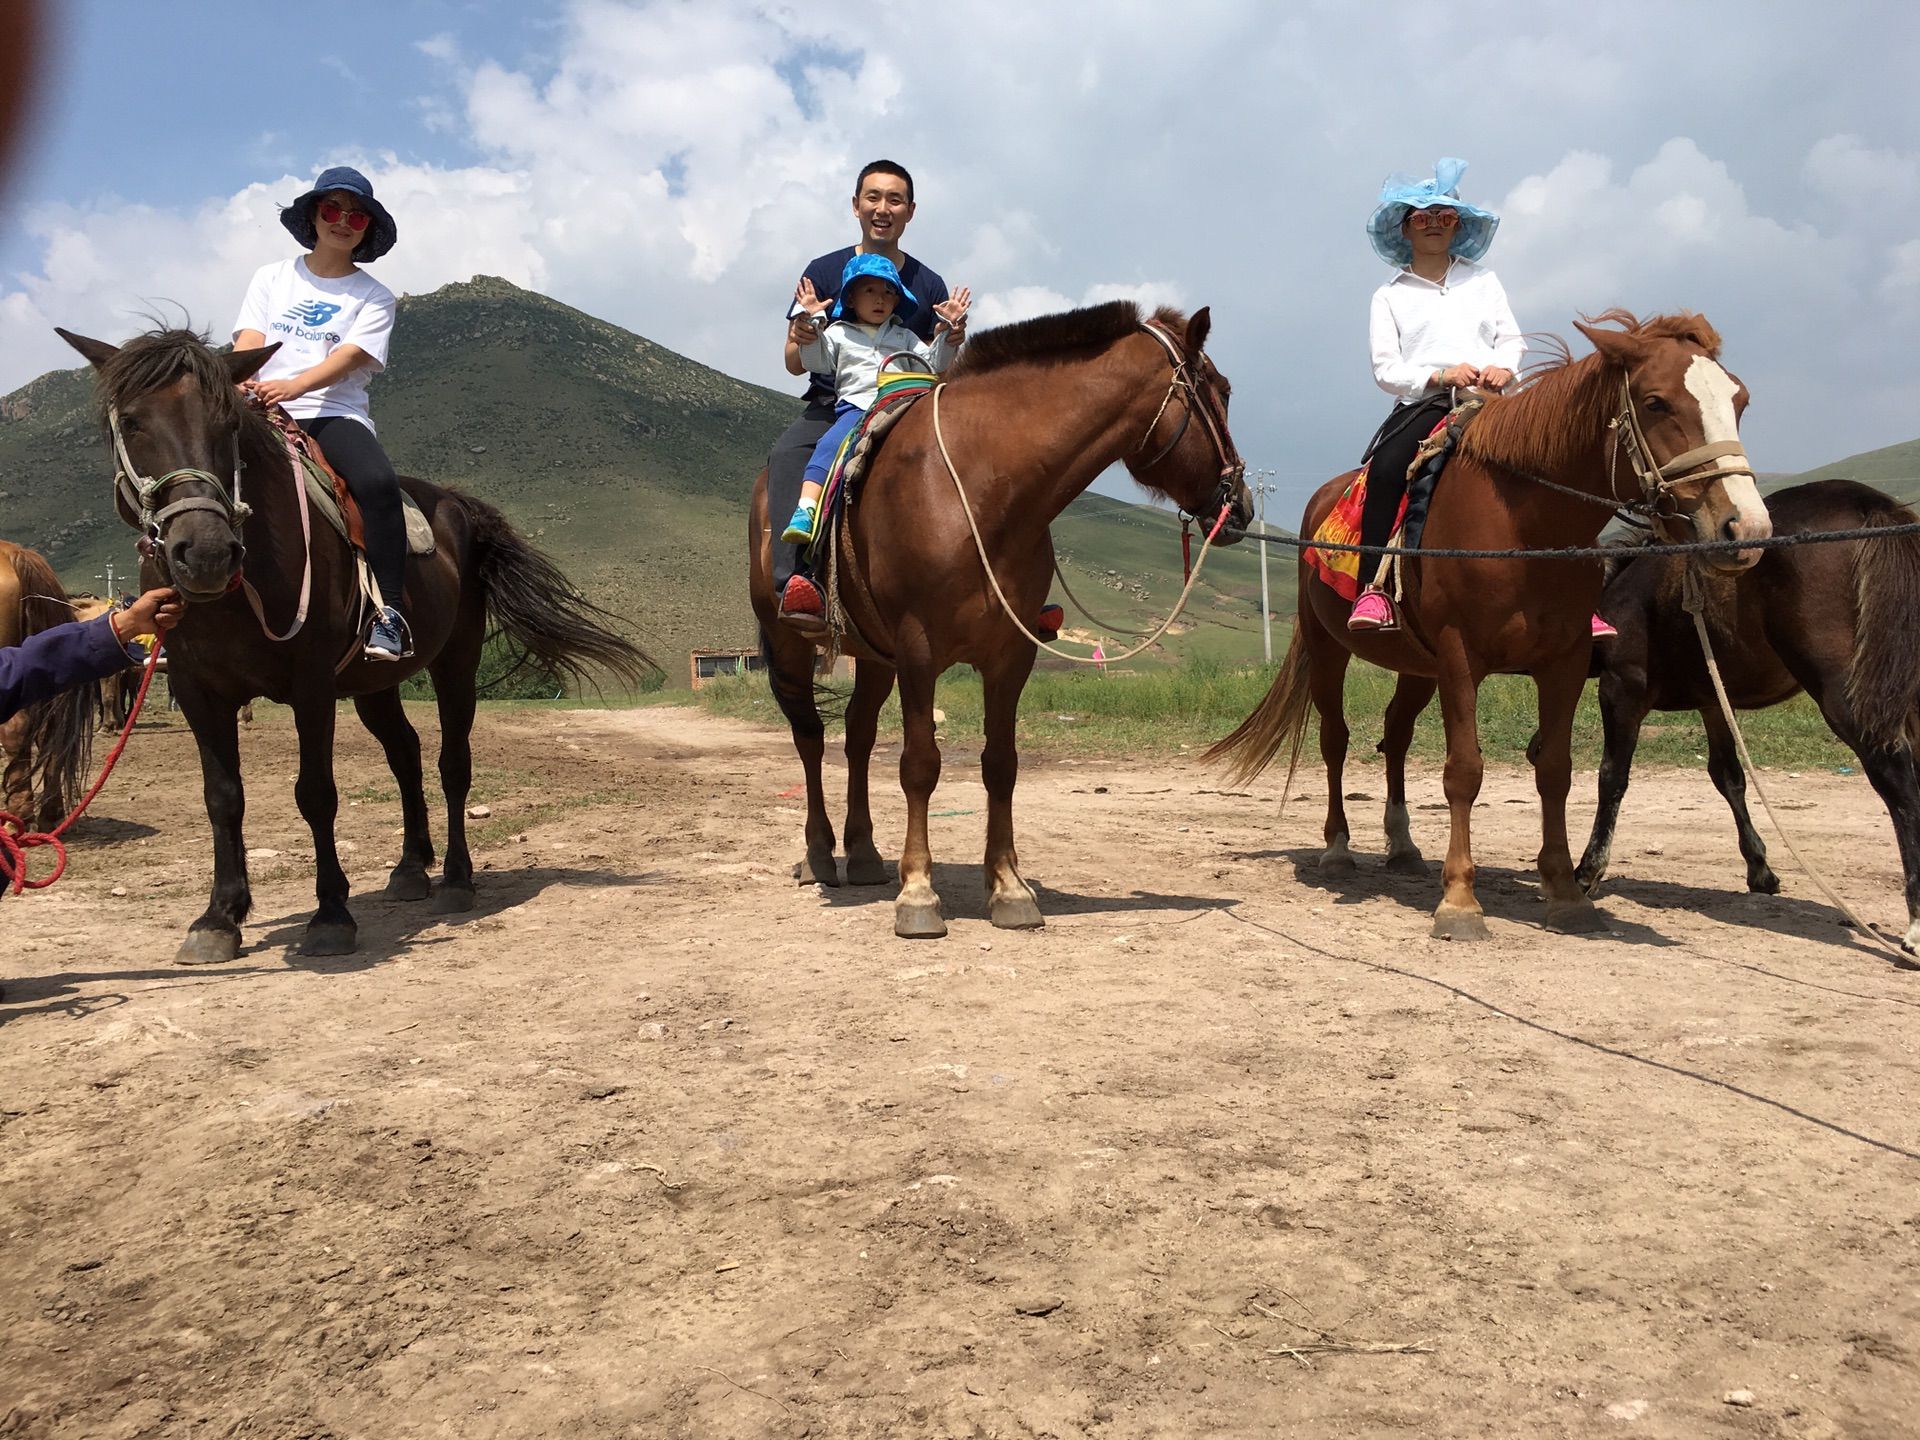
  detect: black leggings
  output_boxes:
[1359,393,1453,560]
[765,401,837,589]
[300,416,407,613]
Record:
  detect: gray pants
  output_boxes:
[767,402,836,590]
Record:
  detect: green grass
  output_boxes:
[692,657,1859,773]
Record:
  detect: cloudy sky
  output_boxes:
[2,0,1915,518]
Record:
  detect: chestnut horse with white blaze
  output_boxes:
[1210,311,1773,940]
[750,301,1252,938]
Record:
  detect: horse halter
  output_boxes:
[1132,323,1246,508]
[1609,372,1756,520]
[108,405,250,561]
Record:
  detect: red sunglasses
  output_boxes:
[316,199,371,232]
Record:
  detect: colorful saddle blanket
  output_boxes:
[804,370,937,564]
[1304,394,1486,601]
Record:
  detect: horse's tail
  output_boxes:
[7,546,97,814]
[453,491,661,693]
[1846,498,1920,750]
[1205,617,1314,793]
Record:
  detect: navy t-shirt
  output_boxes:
[790,245,950,405]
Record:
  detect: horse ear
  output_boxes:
[1185,306,1212,356]
[1573,319,1647,370]
[227,343,281,385]
[55,327,119,368]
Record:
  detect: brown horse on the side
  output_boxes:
[750,301,1252,938]
[1576,479,1920,954]
[58,326,652,963]
[1211,311,1774,939]
[1,539,97,832]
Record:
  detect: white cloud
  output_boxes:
[1,0,1916,501]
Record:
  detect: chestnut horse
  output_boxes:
[750,301,1251,938]
[0,539,97,832]
[1211,311,1774,939]
[57,326,652,963]
[1577,479,1920,953]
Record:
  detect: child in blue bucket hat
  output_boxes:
[1350,159,1614,640]
[232,165,415,661]
[778,252,967,551]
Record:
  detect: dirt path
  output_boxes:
[4,702,1918,1439]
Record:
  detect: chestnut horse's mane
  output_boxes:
[1458,310,1723,478]
[949,299,1182,378]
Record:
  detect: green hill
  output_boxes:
[0,276,1283,682]
[1773,436,1920,504]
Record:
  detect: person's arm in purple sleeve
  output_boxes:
[0,588,184,723]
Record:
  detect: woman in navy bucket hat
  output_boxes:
[233,165,413,660]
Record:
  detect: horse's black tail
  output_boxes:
[1847,497,1920,750]
[10,547,97,814]
[452,491,660,694]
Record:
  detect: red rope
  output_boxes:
[0,638,164,895]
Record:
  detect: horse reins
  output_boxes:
[929,323,1241,666]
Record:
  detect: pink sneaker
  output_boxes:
[1347,589,1397,632]
[1591,613,1618,640]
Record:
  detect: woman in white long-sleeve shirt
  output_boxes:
[1350,159,1542,634]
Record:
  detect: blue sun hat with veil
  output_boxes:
[1367,158,1500,268]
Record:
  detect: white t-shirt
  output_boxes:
[233,257,397,431]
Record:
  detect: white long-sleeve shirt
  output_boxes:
[797,316,956,411]
[1369,259,1525,404]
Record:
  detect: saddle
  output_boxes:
[260,408,436,560]
[1304,391,1487,602]
[803,372,936,651]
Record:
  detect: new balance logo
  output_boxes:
[283,300,343,327]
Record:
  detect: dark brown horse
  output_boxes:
[0,539,97,832]
[1576,479,1920,953]
[749,301,1251,938]
[58,326,651,963]
[1211,311,1774,939]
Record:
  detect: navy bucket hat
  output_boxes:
[280,166,398,263]
[831,252,917,320]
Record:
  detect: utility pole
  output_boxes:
[94,560,119,598]
[1250,468,1279,664]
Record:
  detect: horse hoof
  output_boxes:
[894,898,947,939]
[844,847,889,886]
[990,892,1044,930]
[300,922,358,957]
[1319,848,1357,875]
[431,883,476,915]
[1749,870,1781,895]
[176,929,241,966]
[797,851,841,887]
[1544,899,1608,934]
[384,867,431,901]
[1430,905,1491,942]
[1383,850,1427,876]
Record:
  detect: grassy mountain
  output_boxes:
[0,276,1282,682]
[1773,436,1920,504]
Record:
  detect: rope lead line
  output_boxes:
[1683,574,1909,963]
[1226,520,1920,564]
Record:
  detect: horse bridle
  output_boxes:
[1609,371,1757,522]
[1132,323,1246,518]
[108,405,250,570]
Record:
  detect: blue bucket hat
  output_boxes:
[832,252,917,320]
[1366,158,1499,268]
[280,165,398,263]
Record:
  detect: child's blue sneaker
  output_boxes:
[781,503,818,545]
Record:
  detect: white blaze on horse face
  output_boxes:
[1684,355,1771,542]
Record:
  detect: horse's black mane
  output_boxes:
[92,328,254,434]
[949,299,1176,378]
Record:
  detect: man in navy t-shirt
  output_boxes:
[769,160,951,620]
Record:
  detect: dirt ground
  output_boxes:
[3,699,1919,1439]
